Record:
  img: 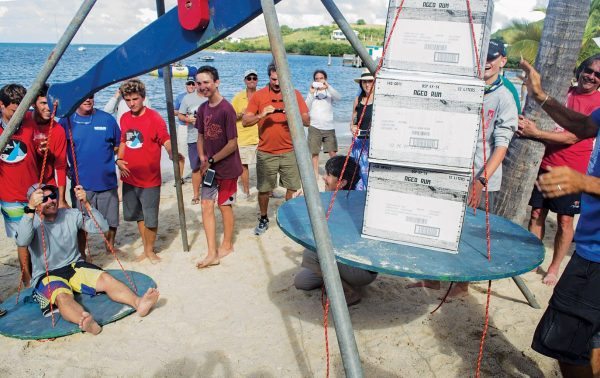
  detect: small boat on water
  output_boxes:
[149,63,197,78]
[199,55,215,62]
[77,46,86,52]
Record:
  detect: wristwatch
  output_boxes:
[208,157,215,165]
[23,205,36,214]
[477,176,488,186]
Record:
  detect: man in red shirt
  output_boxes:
[517,54,600,285]
[194,66,243,268]
[25,84,68,208]
[116,79,180,263]
[242,63,310,235]
[0,84,38,285]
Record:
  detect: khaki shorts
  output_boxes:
[307,126,338,155]
[256,150,301,192]
[239,144,257,165]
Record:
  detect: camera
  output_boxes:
[312,82,324,89]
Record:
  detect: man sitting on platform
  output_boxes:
[294,155,377,306]
[15,183,159,335]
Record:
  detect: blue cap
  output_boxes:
[487,39,507,60]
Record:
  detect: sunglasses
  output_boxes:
[42,191,58,203]
[245,75,258,81]
[186,81,196,85]
[583,67,600,80]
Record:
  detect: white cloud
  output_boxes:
[0,0,553,44]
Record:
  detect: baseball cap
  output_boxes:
[243,69,258,79]
[487,39,507,60]
[185,76,195,85]
[27,183,57,200]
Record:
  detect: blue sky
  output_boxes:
[0,0,547,45]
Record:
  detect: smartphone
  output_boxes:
[203,168,216,187]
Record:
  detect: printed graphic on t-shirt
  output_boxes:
[0,139,27,164]
[203,114,223,140]
[125,129,144,149]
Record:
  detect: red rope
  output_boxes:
[321,287,331,378]
[476,280,492,377]
[66,117,138,294]
[465,0,493,375]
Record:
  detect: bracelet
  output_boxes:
[115,158,123,165]
[539,94,550,108]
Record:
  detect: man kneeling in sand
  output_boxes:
[15,183,159,335]
[294,156,377,305]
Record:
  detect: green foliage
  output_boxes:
[211,23,384,57]
[280,25,293,36]
[356,19,366,25]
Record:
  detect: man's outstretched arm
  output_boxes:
[520,59,599,139]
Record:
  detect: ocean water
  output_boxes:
[1,43,367,181]
[0,43,363,142]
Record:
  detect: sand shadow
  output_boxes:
[428,290,545,376]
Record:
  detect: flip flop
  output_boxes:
[0,308,6,317]
[191,197,200,205]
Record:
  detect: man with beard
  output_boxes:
[243,62,310,235]
[24,84,68,208]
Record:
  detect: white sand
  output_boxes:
[0,161,564,376]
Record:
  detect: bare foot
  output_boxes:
[79,312,102,335]
[218,247,234,258]
[136,288,160,317]
[445,282,469,298]
[342,282,362,306]
[196,256,220,269]
[406,280,441,290]
[542,272,559,286]
[137,251,161,263]
[135,254,147,262]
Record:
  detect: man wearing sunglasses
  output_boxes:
[231,69,259,199]
[178,72,209,205]
[243,63,310,235]
[520,57,600,378]
[517,54,600,287]
[0,84,38,286]
[15,183,159,334]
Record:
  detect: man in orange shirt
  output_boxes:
[243,62,310,235]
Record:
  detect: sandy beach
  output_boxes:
[0,155,564,377]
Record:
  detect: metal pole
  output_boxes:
[157,0,189,252]
[0,0,97,153]
[512,276,540,308]
[320,0,376,74]
[260,1,364,377]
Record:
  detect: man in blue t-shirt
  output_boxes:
[59,95,121,252]
[521,58,600,375]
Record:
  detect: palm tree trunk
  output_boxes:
[495,0,590,224]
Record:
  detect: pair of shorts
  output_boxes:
[477,190,497,213]
[532,253,600,365]
[296,250,377,290]
[238,145,257,165]
[188,142,202,172]
[122,183,160,228]
[71,187,119,228]
[529,172,581,215]
[201,178,237,206]
[33,261,104,316]
[0,200,26,237]
[307,126,338,155]
[256,150,301,192]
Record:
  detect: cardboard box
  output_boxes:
[369,69,484,172]
[362,163,470,252]
[383,0,494,77]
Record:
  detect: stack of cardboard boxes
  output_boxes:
[362,0,495,252]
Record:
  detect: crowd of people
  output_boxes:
[1,42,600,372]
